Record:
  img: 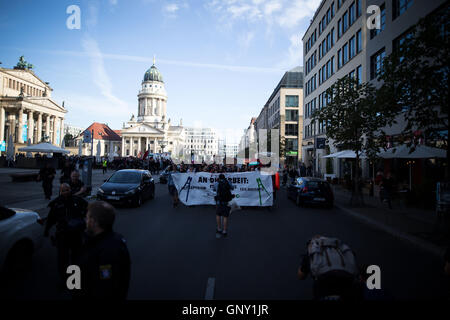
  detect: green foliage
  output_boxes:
[376,5,449,152]
[311,76,394,160]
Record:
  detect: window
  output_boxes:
[285,124,298,136]
[286,95,299,107]
[319,21,322,34]
[370,48,386,79]
[331,2,335,17]
[322,39,326,56]
[356,0,362,17]
[349,1,356,25]
[327,33,331,50]
[319,44,322,59]
[286,110,299,121]
[343,43,348,64]
[349,70,355,79]
[370,3,385,39]
[338,49,342,68]
[327,9,331,24]
[343,12,348,33]
[393,29,414,62]
[331,28,335,47]
[356,29,362,52]
[349,36,356,59]
[356,65,362,83]
[393,0,413,19]
[338,19,342,38]
[286,139,298,152]
[331,56,335,75]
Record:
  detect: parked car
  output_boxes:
[97,169,155,207]
[0,206,44,273]
[287,177,334,208]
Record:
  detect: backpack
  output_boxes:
[307,237,358,279]
[217,179,233,202]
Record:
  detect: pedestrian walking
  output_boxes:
[37,163,56,200]
[74,201,131,300]
[214,174,234,238]
[380,173,394,209]
[69,170,88,197]
[44,183,88,285]
[102,158,108,174]
[167,165,180,207]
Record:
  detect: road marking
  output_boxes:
[204,277,215,300]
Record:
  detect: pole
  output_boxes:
[409,161,412,191]
[90,129,94,156]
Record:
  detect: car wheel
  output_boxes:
[4,240,33,273]
[150,187,155,200]
[135,194,143,207]
[296,194,302,207]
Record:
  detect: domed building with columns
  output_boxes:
[119,60,184,157]
[0,56,67,154]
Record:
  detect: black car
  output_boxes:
[97,169,155,207]
[287,177,334,208]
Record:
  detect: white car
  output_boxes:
[0,206,44,272]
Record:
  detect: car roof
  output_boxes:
[299,177,328,182]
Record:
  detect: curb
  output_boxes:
[335,204,445,258]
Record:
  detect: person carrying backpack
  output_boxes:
[297,235,361,300]
[214,174,234,238]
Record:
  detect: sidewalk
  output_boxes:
[332,185,449,257]
[0,168,114,215]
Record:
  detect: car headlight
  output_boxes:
[98,188,104,194]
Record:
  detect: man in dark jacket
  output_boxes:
[214,174,234,238]
[75,201,131,300]
[44,183,88,281]
[38,163,56,200]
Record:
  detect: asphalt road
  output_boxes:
[1,182,448,300]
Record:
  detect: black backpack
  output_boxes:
[217,179,233,202]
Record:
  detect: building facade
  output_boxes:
[302,0,446,178]
[75,122,122,157]
[254,66,304,168]
[0,56,67,153]
[184,127,218,163]
[119,60,184,158]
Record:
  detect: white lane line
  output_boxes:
[204,277,215,300]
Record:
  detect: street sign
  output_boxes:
[83,130,92,143]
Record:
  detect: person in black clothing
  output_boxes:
[214,174,234,237]
[445,246,450,300]
[69,170,87,197]
[75,201,131,300]
[60,160,74,184]
[37,163,56,200]
[44,183,88,282]
[381,173,394,209]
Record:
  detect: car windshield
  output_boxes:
[108,171,141,184]
[307,181,330,190]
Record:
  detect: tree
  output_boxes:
[311,76,396,206]
[64,133,73,147]
[377,4,449,175]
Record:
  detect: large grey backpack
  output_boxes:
[307,237,358,278]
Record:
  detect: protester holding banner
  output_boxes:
[214,174,234,238]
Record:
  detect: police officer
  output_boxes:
[75,201,130,300]
[102,158,108,174]
[44,183,88,282]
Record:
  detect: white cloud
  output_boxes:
[207,0,320,29]
[109,0,118,5]
[238,31,255,50]
[277,33,303,70]
[81,35,132,116]
[164,3,179,13]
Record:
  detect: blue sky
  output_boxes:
[0,0,320,142]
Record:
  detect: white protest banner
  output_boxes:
[172,172,273,207]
